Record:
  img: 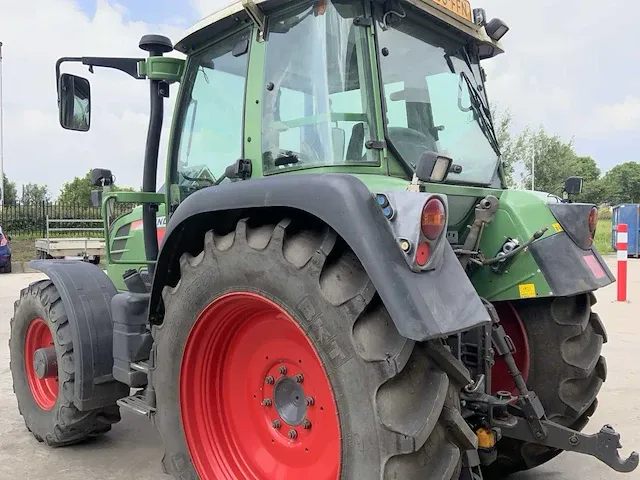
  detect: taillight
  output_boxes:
[588,207,598,239]
[416,241,430,266]
[421,198,446,240]
[0,235,6,247]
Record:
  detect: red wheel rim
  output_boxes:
[180,292,341,480]
[24,318,58,410]
[491,302,530,396]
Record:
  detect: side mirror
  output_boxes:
[58,73,91,131]
[564,176,584,195]
[415,152,453,183]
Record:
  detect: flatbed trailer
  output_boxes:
[35,217,104,263]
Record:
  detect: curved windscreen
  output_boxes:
[376,14,501,185]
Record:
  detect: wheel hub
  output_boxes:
[33,346,57,379]
[273,375,307,426]
[24,318,58,410]
[180,292,340,480]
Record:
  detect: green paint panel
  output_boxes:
[470,189,560,301]
[244,33,265,178]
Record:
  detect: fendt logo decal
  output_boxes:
[131,216,167,244]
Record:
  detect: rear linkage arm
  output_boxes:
[462,301,639,474]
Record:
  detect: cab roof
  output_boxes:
[175,0,504,57]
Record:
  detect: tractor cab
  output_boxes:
[168,0,508,212]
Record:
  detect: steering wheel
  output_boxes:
[387,127,437,168]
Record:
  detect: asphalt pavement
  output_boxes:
[0,256,638,480]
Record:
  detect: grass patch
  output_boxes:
[9,237,37,263]
[594,218,613,254]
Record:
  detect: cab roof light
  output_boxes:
[485,18,509,41]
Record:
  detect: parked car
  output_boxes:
[0,226,12,273]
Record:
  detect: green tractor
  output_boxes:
[9,0,638,478]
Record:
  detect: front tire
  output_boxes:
[9,280,121,446]
[152,216,471,480]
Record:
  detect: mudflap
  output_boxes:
[28,259,129,410]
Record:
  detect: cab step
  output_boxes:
[117,393,156,418]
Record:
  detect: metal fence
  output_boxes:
[0,201,133,237]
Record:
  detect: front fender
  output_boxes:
[28,259,129,411]
[150,174,489,341]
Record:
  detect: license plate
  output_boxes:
[432,0,473,22]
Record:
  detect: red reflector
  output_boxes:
[421,198,446,240]
[416,242,430,266]
[587,207,598,247]
[588,207,598,235]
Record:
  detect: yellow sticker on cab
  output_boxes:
[552,222,563,232]
[518,283,537,298]
[432,0,473,22]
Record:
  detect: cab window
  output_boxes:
[172,29,250,202]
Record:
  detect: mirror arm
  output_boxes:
[56,56,145,93]
[81,57,145,79]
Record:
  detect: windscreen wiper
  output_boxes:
[460,71,501,157]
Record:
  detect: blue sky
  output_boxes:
[76,0,199,26]
[0,0,637,196]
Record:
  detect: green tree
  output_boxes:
[2,173,17,205]
[523,127,578,195]
[571,156,600,183]
[570,156,606,204]
[600,162,640,204]
[21,183,50,205]
[59,171,135,206]
[492,107,530,188]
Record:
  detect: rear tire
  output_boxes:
[485,293,607,478]
[9,280,121,446]
[152,215,472,480]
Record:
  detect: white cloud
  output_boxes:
[0,0,187,199]
[584,96,640,135]
[191,0,232,18]
[481,0,640,141]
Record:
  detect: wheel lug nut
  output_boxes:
[272,420,281,429]
[288,429,298,439]
[305,396,314,406]
[278,366,287,375]
[295,373,304,383]
[262,398,272,407]
[302,419,312,429]
[265,376,275,384]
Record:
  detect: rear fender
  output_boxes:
[149,174,490,341]
[28,259,129,411]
